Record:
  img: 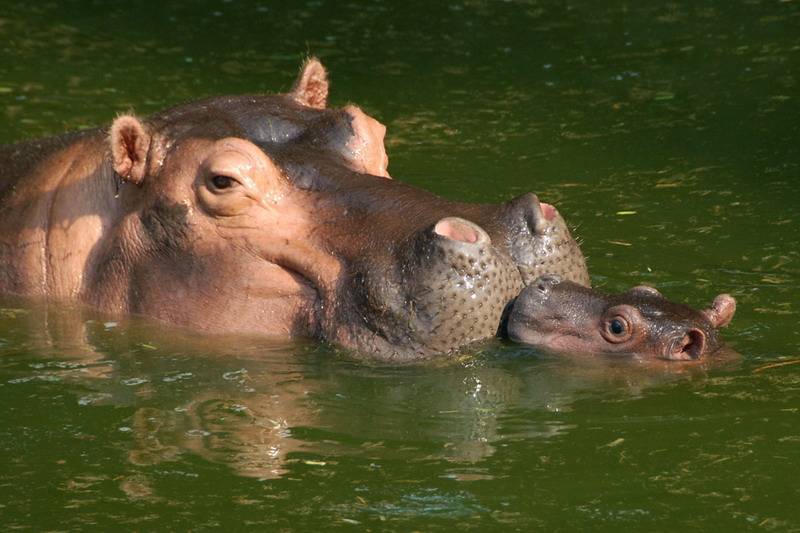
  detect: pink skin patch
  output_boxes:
[540,202,557,221]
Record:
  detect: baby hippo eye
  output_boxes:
[610,318,626,335]
[602,314,633,343]
[211,175,236,190]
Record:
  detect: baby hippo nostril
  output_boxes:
[433,217,487,244]
[534,274,562,294]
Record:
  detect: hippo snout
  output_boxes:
[396,217,524,354]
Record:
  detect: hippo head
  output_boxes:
[99,58,589,360]
[506,276,737,360]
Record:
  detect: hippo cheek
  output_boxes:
[403,217,524,355]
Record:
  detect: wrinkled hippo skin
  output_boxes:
[0,58,589,360]
[506,275,736,360]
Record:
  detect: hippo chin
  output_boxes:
[0,58,589,360]
[506,276,736,360]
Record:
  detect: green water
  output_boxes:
[2,0,799,530]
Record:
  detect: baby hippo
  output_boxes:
[506,275,736,360]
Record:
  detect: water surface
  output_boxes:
[1,0,799,530]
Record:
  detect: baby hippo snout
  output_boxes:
[402,217,524,355]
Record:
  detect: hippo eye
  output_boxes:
[602,315,633,343]
[211,175,237,190]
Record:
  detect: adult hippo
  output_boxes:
[0,58,589,360]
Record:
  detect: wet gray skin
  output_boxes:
[506,275,736,361]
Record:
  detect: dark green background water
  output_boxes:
[1,1,799,530]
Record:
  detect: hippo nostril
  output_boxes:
[504,193,548,236]
[536,282,547,293]
[525,193,548,236]
[533,274,561,294]
[540,202,557,222]
[434,217,486,244]
[514,193,558,236]
[535,274,562,291]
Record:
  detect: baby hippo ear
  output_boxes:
[629,285,662,298]
[291,57,329,109]
[110,114,150,185]
[703,294,736,328]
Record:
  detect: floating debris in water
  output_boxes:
[1,308,29,319]
[8,374,62,384]
[162,372,193,383]
[77,393,112,405]
[753,358,800,373]
[121,377,148,386]
[222,368,248,381]
[600,438,625,448]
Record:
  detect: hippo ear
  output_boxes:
[629,285,662,298]
[703,294,736,328]
[109,114,150,185]
[291,57,328,109]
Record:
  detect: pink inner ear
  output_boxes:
[292,58,328,109]
[344,105,390,178]
[110,115,150,184]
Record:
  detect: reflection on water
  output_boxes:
[1,300,740,483]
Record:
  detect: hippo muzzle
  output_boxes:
[331,195,589,360]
